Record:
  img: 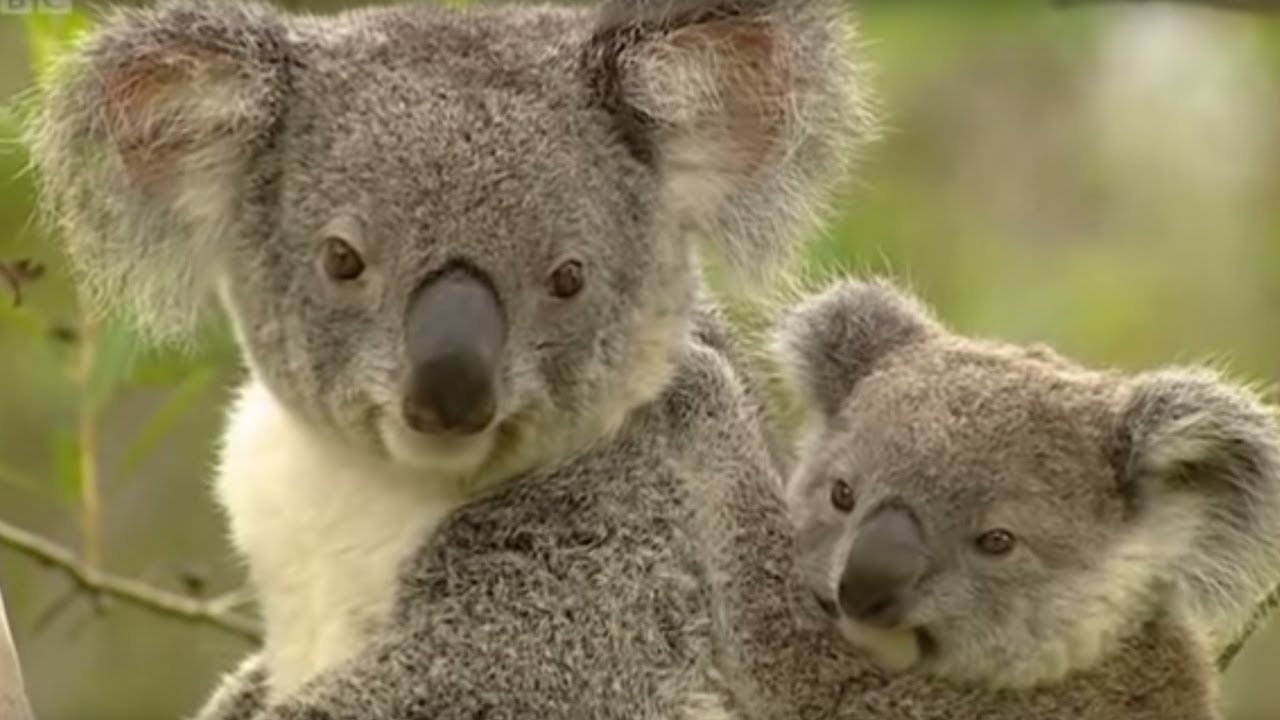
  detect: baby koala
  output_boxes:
[773,278,1280,714]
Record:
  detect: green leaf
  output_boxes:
[0,303,50,343]
[51,428,81,503]
[85,318,138,414]
[25,9,94,80]
[0,459,61,503]
[127,347,206,387]
[0,460,36,493]
[115,367,216,485]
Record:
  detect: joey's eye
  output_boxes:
[829,479,856,513]
[548,259,585,299]
[975,529,1017,556]
[322,237,365,282]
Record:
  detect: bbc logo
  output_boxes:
[0,0,72,13]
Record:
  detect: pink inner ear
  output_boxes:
[667,19,793,176]
[100,48,234,188]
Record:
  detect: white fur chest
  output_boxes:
[214,379,464,698]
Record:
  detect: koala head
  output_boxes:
[29,0,874,485]
[774,278,1280,689]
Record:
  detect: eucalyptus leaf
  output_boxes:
[128,348,209,387]
[51,428,80,503]
[115,367,216,486]
[0,461,35,493]
[85,318,138,415]
[0,305,48,342]
[0,459,62,503]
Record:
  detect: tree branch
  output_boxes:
[0,519,261,643]
[0,586,36,720]
[1217,581,1280,671]
[1055,0,1280,12]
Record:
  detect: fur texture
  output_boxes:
[35,0,1273,717]
[213,305,1226,720]
[214,379,467,697]
[26,0,874,714]
[774,277,1280,714]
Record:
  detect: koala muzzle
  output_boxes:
[402,267,506,436]
[838,504,929,628]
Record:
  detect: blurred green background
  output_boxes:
[1,1,1278,718]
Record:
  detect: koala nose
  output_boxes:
[402,266,506,436]
[838,504,928,627]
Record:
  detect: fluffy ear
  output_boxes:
[584,0,876,277]
[26,0,290,345]
[772,278,938,421]
[1116,368,1280,655]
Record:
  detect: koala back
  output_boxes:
[369,304,1221,720]
[180,286,1235,720]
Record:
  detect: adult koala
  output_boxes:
[28,0,872,715]
[34,0,1279,717]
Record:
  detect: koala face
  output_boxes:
[789,343,1143,686]
[31,0,873,482]
[222,12,683,474]
[777,280,1280,689]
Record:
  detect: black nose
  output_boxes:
[838,504,928,627]
[402,266,506,436]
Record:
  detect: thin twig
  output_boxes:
[207,586,257,615]
[0,262,22,307]
[1217,581,1280,671]
[0,259,45,308]
[0,587,36,720]
[0,518,261,643]
[75,318,102,570]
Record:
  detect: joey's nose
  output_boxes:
[838,504,928,627]
[402,266,506,436]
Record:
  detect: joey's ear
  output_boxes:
[1116,368,1280,653]
[772,278,938,421]
[27,0,290,345]
[584,0,876,277]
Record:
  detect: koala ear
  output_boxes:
[27,0,290,345]
[1116,368,1280,653]
[584,0,876,277]
[772,278,938,421]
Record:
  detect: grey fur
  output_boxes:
[28,0,874,481]
[28,0,875,717]
[32,0,1270,716]
[772,277,939,420]
[215,301,1223,720]
[774,277,1280,716]
[192,655,269,720]
[1121,368,1280,654]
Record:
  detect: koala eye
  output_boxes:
[974,529,1017,556]
[829,479,856,513]
[548,259,586,299]
[322,237,366,282]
